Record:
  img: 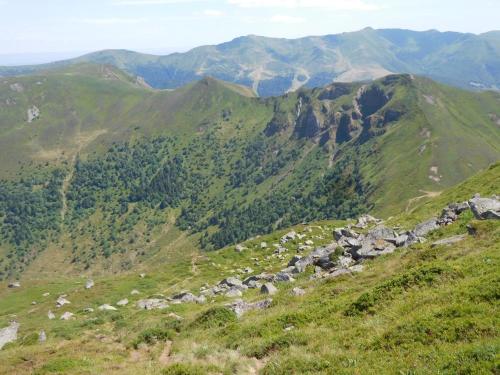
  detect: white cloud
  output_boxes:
[270,15,305,24]
[227,0,379,11]
[80,18,147,24]
[203,9,225,16]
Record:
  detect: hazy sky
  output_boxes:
[1,0,499,60]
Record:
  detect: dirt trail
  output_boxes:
[406,190,442,213]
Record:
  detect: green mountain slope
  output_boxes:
[1,28,499,96]
[0,162,498,374]
[0,67,499,279]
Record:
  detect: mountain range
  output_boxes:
[1,28,500,96]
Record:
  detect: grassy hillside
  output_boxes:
[1,28,499,96]
[0,162,498,374]
[0,67,499,278]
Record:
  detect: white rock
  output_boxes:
[56,296,71,307]
[98,304,117,311]
[130,289,140,295]
[47,310,56,320]
[0,321,19,349]
[85,279,94,289]
[60,312,74,320]
[116,299,129,306]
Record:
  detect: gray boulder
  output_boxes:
[219,277,243,288]
[39,330,47,343]
[291,287,305,296]
[469,195,500,220]
[225,287,243,298]
[0,321,19,349]
[261,283,278,295]
[116,298,129,306]
[226,298,272,318]
[274,272,295,282]
[414,218,439,237]
[137,298,169,310]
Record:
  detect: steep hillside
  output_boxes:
[1,28,500,96]
[0,67,499,279]
[0,163,498,374]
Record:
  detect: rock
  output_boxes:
[365,225,397,241]
[261,282,278,295]
[116,299,129,306]
[139,273,146,278]
[291,287,305,296]
[287,255,302,267]
[219,277,243,288]
[414,218,439,237]
[47,310,55,320]
[349,264,364,273]
[0,321,19,349]
[333,227,359,241]
[171,292,205,304]
[355,214,378,228]
[98,304,117,311]
[305,240,314,246]
[83,308,94,313]
[225,287,243,298]
[39,330,47,343]
[337,255,355,268]
[137,299,169,310]
[8,281,21,288]
[56,296,71,307]
[60,312,74,320]
[235,244,247,252]
[274,246,287,254]
[280,231,297,243]
[260,242,268,249]
[31,301,37,305]
[297,245,311,252]
[130,289,140,295]
[325,268,352,278]
[9,83,24,92]
[85,279,94,289]
[167,313,183,320]
[42,292,50,297]
[431,234,467,247]
[226,298,272,318]
[468,195,500,220]
[274,272,295,282]
[27,105,40,122]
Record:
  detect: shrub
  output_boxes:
[132,327,173,349]
[191,306,236,329]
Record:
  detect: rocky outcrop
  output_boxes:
[469,195,500,220]
[226,298,273,318]
[0,321,19,349]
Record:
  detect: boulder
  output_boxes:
[56,296,71,307]
[414,218,439,237]
[354,214,378,228]
[219,277,244,289]
[305,240,314,246]
[8,281,20,288]
[280,231,297,243]
[291,287,305,296]
[468,195,500,220]
[235,244,247,253]
[171,292,202,304]
[260,242,268,249]
[47,310,55,320]
[261,283,278,295]
[365,225,397,241]
[0,322,19,349]
[85,279,94,289]
[60,312,74,320]
[287,255,302,267]
[98,304,117,311]
[116,299,129,306]
[274,272,295,282]
[225,287,243,298]
[137,299,169,310]
[226,298,272,318]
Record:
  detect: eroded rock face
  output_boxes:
[0,321,19,349]
[469,195,500,220]
[357,86,390,118]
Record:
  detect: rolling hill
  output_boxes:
[0,64,499,279]
[1,28,500,96]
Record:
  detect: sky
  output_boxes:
[1,0,499,64]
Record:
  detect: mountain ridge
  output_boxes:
[1,28,500,96]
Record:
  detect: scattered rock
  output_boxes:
[171,292,205,304]
[98,304,117,311]
[167,313,183,320]
[274,272,295,282]
[27,105,40,122]
[291,287,305,296]
[0,321,19,349]
[354,214,378,228]
[226,298,272,318]
[116,299,129,306]
[83,308,94,313]
[56,296,71,307]
[219,277,243,288]
[139,273,146,278]
[39,330,47,343]
[131,289,140,295]
[261,283,278,295]
[225,287,243,298]
[413,218,439,237]
[42,292,50,297]
[260,242,268,249]
[85,279,94,289]
[137,299,168,310]
[235,244,247,253]
[60,312,74,320]
[305,240,314,246]
[280,231,297,244]
[47,311,55,320]
[9,83,23,92]
[8,281,20,288]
